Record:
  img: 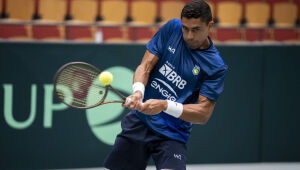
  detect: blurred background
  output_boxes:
[0,0,300,169]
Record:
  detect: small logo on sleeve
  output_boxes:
[168,46,176,54]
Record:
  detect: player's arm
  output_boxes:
[139,95,215,124]
[133,50,159,87]
[179,95,216,124]
[123,50,159,110]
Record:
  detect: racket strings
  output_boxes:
[56,64,105,108]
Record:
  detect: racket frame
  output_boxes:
[53,62,127,109]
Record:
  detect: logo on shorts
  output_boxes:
[174,154,182,160]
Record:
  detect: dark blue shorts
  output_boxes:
[104,111,187,170]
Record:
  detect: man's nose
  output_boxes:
[187,31,193,40]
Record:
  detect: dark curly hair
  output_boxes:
[181,0,212,25]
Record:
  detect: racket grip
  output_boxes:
[125,97,144,105]
[125,98,131,103]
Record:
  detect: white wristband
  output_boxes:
[132,82,145,98]
[164,100,183,118]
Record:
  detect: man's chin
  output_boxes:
[188,44,198,49]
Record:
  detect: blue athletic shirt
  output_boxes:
[135,18,228,143]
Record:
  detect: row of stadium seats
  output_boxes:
[211,0,300,27]
[0,0,299,42]
[0,0,299,27]
[0,0,184,25]
[0,24,299,42]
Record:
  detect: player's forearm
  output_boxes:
[180,102,215,124]
[133,64,151,85]
[141,99,215,124]
[133,50,159,85]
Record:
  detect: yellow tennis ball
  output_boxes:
[99,71,113,86]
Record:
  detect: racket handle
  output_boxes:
[108,85,127,100]
[125,98,131,103]
[125,97,144,105]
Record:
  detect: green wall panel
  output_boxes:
[0,42,299,169]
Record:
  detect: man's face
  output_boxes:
[181,17,213,49]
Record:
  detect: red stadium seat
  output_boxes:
[128,26,158,42]
[243,28,262,41]
[0,24,31,39]
[32,25,65,40]
[101,26,129,42]
[214,28,242,41]
[66,26,96,41]
[272,28,299,41]
[243,28,272,42]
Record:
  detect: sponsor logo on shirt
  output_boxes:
[158,64,187,89]
[151,80,177,101]
[150,62,187,101]
[192,65,200,75]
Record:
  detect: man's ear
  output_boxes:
[208,20,214,30]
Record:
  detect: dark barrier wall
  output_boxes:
[0,42,299,169]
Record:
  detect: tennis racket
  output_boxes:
[53,62,127,109]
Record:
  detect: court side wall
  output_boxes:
[0,43,299,169]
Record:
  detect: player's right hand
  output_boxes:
[122,91,143,110]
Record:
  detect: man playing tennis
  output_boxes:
[104,0,227,169]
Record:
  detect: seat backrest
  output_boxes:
[131,0,156,24]
[101,0,127,23]
[273,2,297,27]
[273,28,299,41]
[7,0,35,21]
[71,0,97,23]
[0,24,31,39]
[161,1,185,22]
[245,2,270,27]
[0,0,2,14]
[39,0,66,22]
[217,1,242,27]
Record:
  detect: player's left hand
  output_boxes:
[139,99,167,115]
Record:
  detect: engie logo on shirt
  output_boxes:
[150,62,187,101]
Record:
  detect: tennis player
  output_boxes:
[104,0,227,169]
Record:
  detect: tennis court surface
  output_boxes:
[62,162,300,170]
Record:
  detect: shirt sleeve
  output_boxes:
[199,65,228,101]
[146,19,176,58]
